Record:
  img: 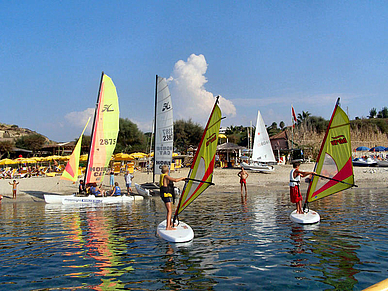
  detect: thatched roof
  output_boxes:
[217,142,245,151]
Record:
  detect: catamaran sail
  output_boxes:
[291,98,356,224]
[173,97,222,222]
[304,98,355,205]
[153,75,174,178]
[60,118,90,182]
[241,110,275,172]
[85,72,120,184]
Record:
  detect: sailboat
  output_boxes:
[241,110,276,172]
[135,75,176,197]
[44,72,142,204]
[157,97,222,242]
[290,98,357,224]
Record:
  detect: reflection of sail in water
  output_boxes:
[251,192,277,245]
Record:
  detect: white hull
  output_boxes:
[135,183,180,197]
[352,158,377,167]
[290,209,320,224]
[157,220,194,243]
[135,183,152,197]
[44,194,143,204]
[241,161,275,172]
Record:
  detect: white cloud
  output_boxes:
[64,108,95,134]
[169,54,236,124]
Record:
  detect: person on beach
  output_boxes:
[110,182,121,196]
[90,183,104,197]
[109,169,115,187]
[9,180,19,199]
[160,165,187,230]
[124,171,134,194]
[78,180,86,195]
[238,167,249,195]
[289,162,315,214]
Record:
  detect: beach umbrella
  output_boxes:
[355,146,370,151]
[0,158,15,165]
[369,146,386,152]
[129,152,148,159]
[80,154,88,161]
[113,153,133,161]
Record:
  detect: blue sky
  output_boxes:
[1,1,387,142]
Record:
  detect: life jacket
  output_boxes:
[289,169,301,187]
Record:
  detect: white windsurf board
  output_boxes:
[157,220,194,243]
[290,209,320,224]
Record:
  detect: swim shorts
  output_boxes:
[290,185,302,203]
[240,178,246,184]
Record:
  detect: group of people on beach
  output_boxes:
[77,170,135,197]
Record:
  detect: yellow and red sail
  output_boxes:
[60,118,90,182]
[85,73,120,184]
[305,98,354,203]
[174,99,222,217]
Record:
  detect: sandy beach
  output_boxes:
[0,163,387,204]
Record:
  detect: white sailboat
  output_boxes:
[241,110,276,172]
[135,75,176,197]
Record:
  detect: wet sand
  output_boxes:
[0,163,387,203]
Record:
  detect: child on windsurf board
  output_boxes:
[160,165,187,230]
[289,162,316,214]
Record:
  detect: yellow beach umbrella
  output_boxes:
[219,134,227,139]
[80,154,88,161]
[0,158,15,165]
[113,153,133,161]
[129,152,148,159]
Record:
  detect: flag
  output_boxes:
[291,106,297,128]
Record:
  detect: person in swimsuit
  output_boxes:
[9,180,19,199]
[237,167,249,195]
[160,165,187,230]
[110,182,121,196]
[289,162,316,214]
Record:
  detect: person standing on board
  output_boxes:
[289,162,315,214]
[238,167,249,195]
[160,165,187,230]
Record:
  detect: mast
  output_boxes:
[84,71,104,184]
[152,75,158,183]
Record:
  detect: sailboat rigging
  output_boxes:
[290,98,357,224]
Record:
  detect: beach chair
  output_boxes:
[113,162,121,175]
[170,163,175,172]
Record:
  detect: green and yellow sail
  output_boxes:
[60,118,90,182]
[174,98,222,218]
[85,73,120,184]
[305,98,355,203]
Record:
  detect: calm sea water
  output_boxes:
[0,187,387,290]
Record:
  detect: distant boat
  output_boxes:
[352,157,377,167]
[241,110,275,172]
[290,98,357,224]
[44,72,142,204]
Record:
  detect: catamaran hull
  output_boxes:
[135,183,180,198]
[61,195,143,204]
[44,194,75,204]
[157,220,194,243]
[290,209,320,224]
[241,161,275,173]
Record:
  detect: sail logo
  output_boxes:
[331,135,348,146]
[102,104,114,112]
[206,133,217,147]
[162,102,171,111]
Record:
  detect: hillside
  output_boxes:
[0,123,51,144]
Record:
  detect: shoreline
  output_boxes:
[0,164,387,204]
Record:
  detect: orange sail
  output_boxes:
[60,118,90,182]
[305,98,355,203]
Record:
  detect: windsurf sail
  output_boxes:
[153,75,173,179]
[252,110,276,163]
[60,118,90,182]
[85,72,120,184]
[174,97,222,221]
[305,98,355,204]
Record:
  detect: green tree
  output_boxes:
[377,107,388,118]
[116,118,147,153]
[279,121,285,129]
[369,108,377,118]
[297,111,311,124]
[0,140,14,158]
[174,119,203,153]
[15,134,46,153]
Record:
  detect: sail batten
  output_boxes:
[305,98,355,203]
[174,99,222,218]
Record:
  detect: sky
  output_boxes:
[1,1,388,142]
